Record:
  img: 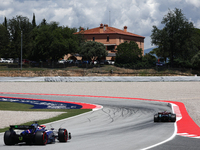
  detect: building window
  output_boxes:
[119,37,121,42]
[107,35,109,42]
[107,45,115,51]
[93,37,95,41]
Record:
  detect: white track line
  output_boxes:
[142,103,180,150]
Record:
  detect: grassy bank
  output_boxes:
[0,63,199,76]
[0,102,91,133]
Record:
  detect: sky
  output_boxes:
[0,0,200,50]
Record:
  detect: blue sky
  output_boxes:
[1,0,200,50]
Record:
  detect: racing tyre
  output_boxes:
[4,131,15,145]
[35,131,48,145]
[154,114,159,122]
[69,132,72,140]
[58,129,68,142]
[171,114,176,122]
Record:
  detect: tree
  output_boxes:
[0,15,99,62]
[32,13,36,28]
[150,28,169,63]
[40,18,47,26]
[0,17,10,58]
[79,41,107,61]
[149,47,168,63]
[191,51,200,69]
[142,53,157,67]
[115,41,142,65]
[193,28,200,52]
[49,23,70,60]
[3,17,8,29]
[62,27,79,54]
[151,8,196,67]
[8,15,32,59]
[31,22,78,61]
[32,22,63,61]
[0,24,10,58]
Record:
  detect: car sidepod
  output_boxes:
[45,130,55,144]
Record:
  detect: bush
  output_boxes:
[191,52,200,69]
[172,58,192,68]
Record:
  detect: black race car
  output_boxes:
[154,111,176,122]
[4,122,71,145]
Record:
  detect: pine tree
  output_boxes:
[3,17,7,29]
[32,13,36,28]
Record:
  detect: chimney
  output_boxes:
[100,23,103,33]
[124,26,127,32]
[80,27,84,32]
[104,24,108,31]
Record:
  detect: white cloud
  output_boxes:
[0,0,200,49]
[195,20,200,28]
[186,0,200,8]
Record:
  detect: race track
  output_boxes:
[0,82,200,149]
[0,94,175,150]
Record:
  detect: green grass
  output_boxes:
[0,102,91,133]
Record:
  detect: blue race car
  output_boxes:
[4,121,71,145]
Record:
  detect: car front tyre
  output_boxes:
[171,114,176,122]
[58,129,68,142]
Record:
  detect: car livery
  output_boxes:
[154,111,176,122]
[4,122,71,145]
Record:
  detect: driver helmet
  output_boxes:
[38,125,46,130]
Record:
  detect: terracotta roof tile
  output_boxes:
[74,25,145,39]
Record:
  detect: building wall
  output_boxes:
[84,34,144,55]
[70,25,145,61]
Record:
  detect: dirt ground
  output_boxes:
[0,68,195,77]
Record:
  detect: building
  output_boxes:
[66,23,145,61]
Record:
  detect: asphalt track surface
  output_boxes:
[0,93,197,150]
[0,81,200,149]
[0,93,176,150]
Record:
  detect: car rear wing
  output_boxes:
[10,125,35,130]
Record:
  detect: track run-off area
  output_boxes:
[0,92,200,149]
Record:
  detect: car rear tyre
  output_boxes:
[4,131,15,145]
[58,129,68,142]
[171,114,176,122]
[35,131,48,145]
[154,114,159,122]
